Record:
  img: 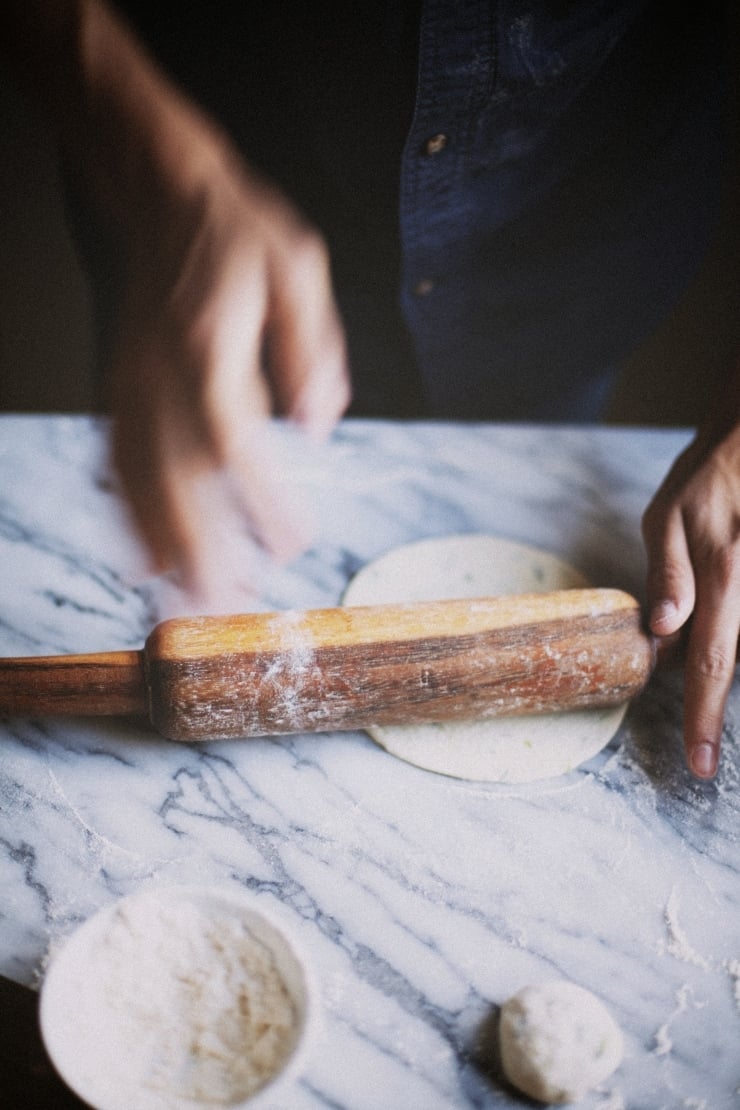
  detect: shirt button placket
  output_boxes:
[424,133,448,156]
[413,278,436,297]
[412,133,451,299]
[399,0,495,375]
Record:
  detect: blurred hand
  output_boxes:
[642,401,740,779]
[33,2,353,602]
[106,133,350,600]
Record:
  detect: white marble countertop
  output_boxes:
[0,415,738,1109]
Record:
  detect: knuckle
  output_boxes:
[689,644,734,682]
[704,544,740,589]
[647,553,686,589]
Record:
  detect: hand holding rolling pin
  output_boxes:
[642,380,740,780]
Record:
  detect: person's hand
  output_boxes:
[106,132,350,600]
[32,0,351,601]
[5,0,350,601]
[642,398,740,779]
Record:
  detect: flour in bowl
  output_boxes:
[43,889,300,1108]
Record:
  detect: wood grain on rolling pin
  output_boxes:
[145,589,655,740]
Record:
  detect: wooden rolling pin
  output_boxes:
[0,588,656,741]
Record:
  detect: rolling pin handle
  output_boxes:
[0,650,149,718]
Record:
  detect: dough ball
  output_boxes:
[499,981,623,1104]
[342,535,628,783]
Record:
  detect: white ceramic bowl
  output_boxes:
[39,885,318,1110]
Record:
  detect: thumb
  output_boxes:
[642,503,696,636]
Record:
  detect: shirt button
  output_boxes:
[413,279,435,297]
[424,133,448,156]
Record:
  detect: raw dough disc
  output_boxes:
[341,535,628,784]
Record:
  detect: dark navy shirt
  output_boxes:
[398,1,726,420]
[113,2,728,421]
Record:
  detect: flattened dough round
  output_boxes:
[342,535,628,783]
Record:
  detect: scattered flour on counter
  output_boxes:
[661,886,712,971]
[724,958,740,1013]
[653,983,692,1057]
[46,767,169,876]
[653,1023,673,1059]
[652,983,707,1059]
[594,1091,626,1110]
[52,892,299,1107]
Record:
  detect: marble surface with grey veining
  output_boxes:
[0,415,738,1110]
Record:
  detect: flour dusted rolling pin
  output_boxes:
[0,589,657,741]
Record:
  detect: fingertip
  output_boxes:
[642,506,696,632]
[687,741,719,780]
[649,598,684,636]
[295,408,340,446]
[290,359,352,442]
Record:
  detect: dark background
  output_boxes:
[1,14,740,423]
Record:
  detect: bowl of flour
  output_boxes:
[39,886,317,1109]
